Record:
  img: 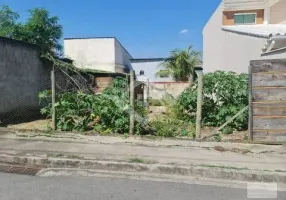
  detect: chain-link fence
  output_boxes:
[0,65,92,128]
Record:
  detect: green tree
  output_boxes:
[157,46,202,82]
[0,6,63,55]
[0,5,19,37]
[21,8,63,54]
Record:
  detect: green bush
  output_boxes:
[177,71,248,131]
[149,99,163,106]
[39,77,147,133]
[150,117,194,138]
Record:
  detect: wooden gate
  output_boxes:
[249,59,286,143]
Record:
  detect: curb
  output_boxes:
[0,154,285,183]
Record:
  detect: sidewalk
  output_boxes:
[0,130,286,183]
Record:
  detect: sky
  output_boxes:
[2,0,221,58]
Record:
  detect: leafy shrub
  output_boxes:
[149,98,163,106]
[177,71,248,131]
[150,117,194,137]
[39,77,147,133]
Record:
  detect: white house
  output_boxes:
[131,58,173,82]
[64,37,132,73]
[64,37,174,82]
[203,0,286,73]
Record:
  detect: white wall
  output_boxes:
[203,2,266,73]
[64,38,116,72]
[270,0,286,24]
[131,60,173,82]
[114,39,132,70]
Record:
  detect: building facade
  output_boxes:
[130,58,173,82]
[203,0,286,73]
[64,37,132,73]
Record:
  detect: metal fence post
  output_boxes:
[129,69,135,136]
[51,66,56,130]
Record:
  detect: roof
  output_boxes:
[222,24,286,53]
[222,24,286,38]
[223,0,280,10]
[64,36,133,59]
[130,58,165,63]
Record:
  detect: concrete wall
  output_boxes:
[149,82,189,99]
[64,38,132,73]
[203,2,266,73]
[114,39,132,72]
[131,59,173,82]
[0,37,51,124]
[64,38,116,72]
[270,0,286,24]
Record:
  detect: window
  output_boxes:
[234,13,256,25]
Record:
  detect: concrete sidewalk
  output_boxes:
[0,130,285,183]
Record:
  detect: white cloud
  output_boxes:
[179,29,188,34]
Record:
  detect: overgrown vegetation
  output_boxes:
[39,77,147,134]
[177,71,248,133]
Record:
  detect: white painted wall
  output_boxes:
[114,39,132,72]
[131,60,173,82]
[203,2,266,73]
[64,38,116,72]
[270,0,286,24]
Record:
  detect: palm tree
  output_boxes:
[157,46,202,82]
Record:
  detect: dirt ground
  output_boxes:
[7,118,248,143]
[8,119,51,131]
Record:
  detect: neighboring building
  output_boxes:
[64,37,133,73]
[203,0,286,73]
[130,58,173,82]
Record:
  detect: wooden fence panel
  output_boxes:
[250,59,286,144]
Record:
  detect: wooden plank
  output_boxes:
[252,88,286,101]
[253,130,286,144]
[253,107,286,116]
[252,73,286,87]
[253,101,286,107]
[253,135,286,144]
[250,59,286,73]
[248,64,253,141]
[253,117,286,129]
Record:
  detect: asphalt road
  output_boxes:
[0,173,285,200]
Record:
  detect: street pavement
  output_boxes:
[0,172,285,200]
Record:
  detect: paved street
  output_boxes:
[0,173,285,200]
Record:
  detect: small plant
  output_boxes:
[221,126,234,135]
[150,117,193,137]
[149,98,163,106]
[129,157,145,163]
[214,133,222,142]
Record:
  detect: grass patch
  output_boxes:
[198,164,248,171]
[275,170,286,173]
[47,153,84,159]
[66,154,84,159]
[129,157,145,163]
[47,153,65,158]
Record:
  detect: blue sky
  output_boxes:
[2,0,221,58]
